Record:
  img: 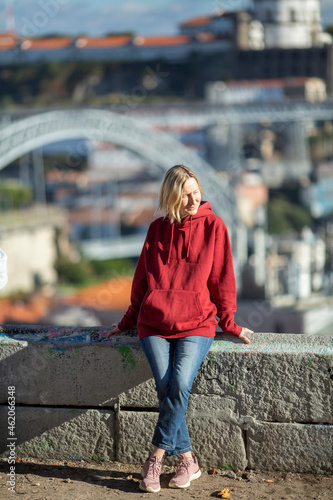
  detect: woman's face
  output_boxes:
[179,177,201,219]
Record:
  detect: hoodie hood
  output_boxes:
[167,201,212,264]
[165,201,213,225]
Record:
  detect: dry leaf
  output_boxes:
[217,487,231,498]
[208,468,216,475]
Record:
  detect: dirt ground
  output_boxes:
[1,458,333,500]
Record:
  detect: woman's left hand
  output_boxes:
[239,327,253,344]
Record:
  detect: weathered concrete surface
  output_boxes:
[1,326,333,472]
[117,395,240,465]
[247,421,333,474]
[119,335,333,424]
[0,326,150,406]
[0,406,115,461]
[194,350,333,423]
[119,379,158,408]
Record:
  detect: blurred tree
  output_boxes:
[325,25,333,37]
[0,181,33,210]
[267,195,312,234]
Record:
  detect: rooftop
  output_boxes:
[133,35,191,46]
[21,37,73,50]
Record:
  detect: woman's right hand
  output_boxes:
[106,324,121,338]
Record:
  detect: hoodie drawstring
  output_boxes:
[186,216,192,259]
[167,222,174,264]
[167,216,193,264]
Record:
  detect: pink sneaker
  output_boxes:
[168,453,201,489]
[139,456,162,493]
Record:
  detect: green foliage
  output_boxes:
[90,258,135,278]
[325,25,333,37]
[0,61,175,107]
[217,463,236,471]
[55,257,94,285]
[267,195,312,235]
[55,256,135,286]
[0,95,16,109]
[0,180,33,210]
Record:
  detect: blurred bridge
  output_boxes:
[1,102,333,261]
[0,108,237,261]
[2,101,333,176]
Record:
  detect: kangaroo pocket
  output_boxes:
[140,289,204,331]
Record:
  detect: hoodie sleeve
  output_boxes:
[208,219,242,337]
[117,239,148,331]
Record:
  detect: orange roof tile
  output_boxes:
[21,37,72,50]
[133,35,191,46]
[63,277,132,310]
[0,34,17,50]
[180,16,212,27]
[0,294,51,324]
[75,35,131,48]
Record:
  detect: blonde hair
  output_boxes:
[158,165,202,223]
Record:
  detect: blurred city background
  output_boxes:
[1,0,333,334]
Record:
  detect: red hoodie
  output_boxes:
[118,201,242,339]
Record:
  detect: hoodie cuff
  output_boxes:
[118,316,136,332]
[219,313,242,337]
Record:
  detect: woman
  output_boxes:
[107,164,252,493]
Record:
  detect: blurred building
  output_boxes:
[266,228,326,300]
[0,207,69,295]
[45,148,159,246]
[252,0,329,48]
[0,2,331,65]
[0,6,332,99]
[179,11,265,50]
[205,77,327,104]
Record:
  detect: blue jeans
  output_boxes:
[140,335,214,456]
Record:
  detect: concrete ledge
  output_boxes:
[0,326,150,406]
[1,325,332,472]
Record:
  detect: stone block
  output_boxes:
[194,339,333,423]
[116,411,158,464]
[0,406,115,461]
[247,421,333,473]
[116,408,247,469]
[119,379,158,408]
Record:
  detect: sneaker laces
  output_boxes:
[146,458,162,479]
[176,455,194,474]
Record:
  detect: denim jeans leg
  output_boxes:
[140,335,173,403]
[157,336,213,455]
[141,335,213,456]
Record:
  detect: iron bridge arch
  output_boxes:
[0,109,236,229]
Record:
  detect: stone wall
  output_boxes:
[0,325,332,472]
